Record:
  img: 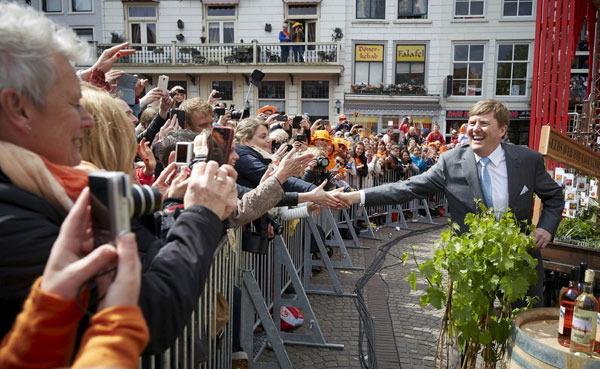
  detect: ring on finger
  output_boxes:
[214,175,225,183]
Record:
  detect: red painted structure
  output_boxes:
[529,0,597,150]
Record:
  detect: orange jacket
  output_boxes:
[0,277,149,369]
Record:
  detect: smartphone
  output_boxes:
[213,91,222,99]
[208,126,234,165]
[175,142,194,167]
[292,115,303,129]
[157,75,169,92]
[169,109,186,129]
[116,73,138,105]
[275,114,288,122]
[295,134,306,142]
[89,171,131,247]
[214,107,226,116]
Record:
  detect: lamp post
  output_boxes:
[335,99,341,114]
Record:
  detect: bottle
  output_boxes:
[570,269,598,355]
[596,301,600,354]
[578,262,587,293]
[558,267,580,347]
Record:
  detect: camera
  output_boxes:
[292,115,303,129]
[275,114,288,122]
[229,104,250,120]
[295,134,307,142]
[315,156,330,169]
[169,109,186,129]
[175,142,193,167]
[89,171,162,247]
[265,213,283,236]
[214,107,226,116]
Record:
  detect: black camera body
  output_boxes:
[315,156,330,169]
[229,104,250,120]
[89,171,162,247]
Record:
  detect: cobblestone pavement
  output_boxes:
[260,217,449,368]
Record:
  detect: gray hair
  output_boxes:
[0,3,89,106]
[269,128,289,143]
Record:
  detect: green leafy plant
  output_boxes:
[403,203,538,368]
[556,198,600,248]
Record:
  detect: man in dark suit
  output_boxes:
[336,100,564,306]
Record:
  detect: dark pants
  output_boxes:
[292,45,304,62]
[280,45,289,62]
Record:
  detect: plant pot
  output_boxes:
[200,36,206,43]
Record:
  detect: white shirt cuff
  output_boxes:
[359,190,366,204]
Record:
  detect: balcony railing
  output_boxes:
[349,83,428,96]
[94,41,341,66]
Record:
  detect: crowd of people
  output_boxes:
[0,3,533,369]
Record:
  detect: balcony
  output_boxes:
[93,41,343,74]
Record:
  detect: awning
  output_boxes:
[283,0,321,3]
[202,0,239,4]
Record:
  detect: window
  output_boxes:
[212,81,233,101]
[503,0,533,16]
[73,28,94,64]
[496,43,529,96]
[258,81,286,113]
[354,44,384,85]
[41,0,61,12]
[288,5,318,16]
[452,44,484,96]
[206,5,236,44]
[454,0,485,18]
[398,0,427,19]
[395,44,426,86]
[71,0,91,12]
[356,0,385,19]
[127,5,157,44]
[301,81,329,120]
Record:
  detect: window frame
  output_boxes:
[70,0,93,13]
[451,42,486,98]
[40,0,63,14]
[394,43,427,87]
[494,41,532,99]
[257,80,287,114]
[300,79,331,120]
[397,0,428,19]
[356,0,386,20]
[501,0,535,19]
[125,4,159,44]
[204,4,237,44]
[453,0,486,20]
[285,4,319,18]
[71,27,95,65]
[353,43,385,86]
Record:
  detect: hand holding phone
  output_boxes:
[116,73,138,105]
[208,126,234,165]
[275,114,288,122]
[169,109,186,129]
[292,115,303,129]
[157,75,169,93]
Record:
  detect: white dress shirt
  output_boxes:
[473,144,508,217]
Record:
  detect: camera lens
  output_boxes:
[130,185,162,218]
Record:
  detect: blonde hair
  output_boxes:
[468,99,510,128]
[234,118,268,144]
[179,97,213,126]
[80,84,137,173]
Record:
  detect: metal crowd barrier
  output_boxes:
[140,165,449,369]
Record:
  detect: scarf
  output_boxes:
[0,141,90,213]
[248,145,273,161]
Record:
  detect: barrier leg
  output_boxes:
[352,204,380,240]
[240,270,293,369]
[303,217,357,297]
[411,199,435,224]
[321,208,363,270]
[383,204,409,229]
[272,235,344,349]
[335,208,370,249]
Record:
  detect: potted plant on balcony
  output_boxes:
[179,46,192,54]
[152,47,165,54]
[207,59,219,65]
[403,204,538,369]
[331,27,344,42]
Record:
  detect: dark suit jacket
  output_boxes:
[364,143,564,235]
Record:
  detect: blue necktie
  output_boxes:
[479,157,493,209]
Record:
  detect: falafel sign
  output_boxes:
[355,45,384,62]
[538,125,600,177]
[396,45,425,62]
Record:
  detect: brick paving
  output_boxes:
[259,217,449,368]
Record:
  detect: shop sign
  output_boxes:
[396,45,425,62]
[538,126,600,177]
[355,45,384,62]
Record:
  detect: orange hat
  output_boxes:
[428,142,438,148]
[459,123,467,134]
[333,137,349,149]
[311,130,332,143]
[338,114,347,121]
[257,105,277,115]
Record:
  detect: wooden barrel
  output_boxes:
[503,307,600,368]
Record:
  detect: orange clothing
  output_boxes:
[376,150,387,159]
[0,278,149,369]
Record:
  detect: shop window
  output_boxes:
[398,0,427,19]
[495,43,529,96]
[212,81,233,101]
[301,81,329,120]
[502,0,533,17]
[41,0,61,12]
[395,44,426,87]
[258,81,286,113]
[354,44,384,85]
[356,0,386,19]
[452,44,484,96]
[454,0,485,19]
